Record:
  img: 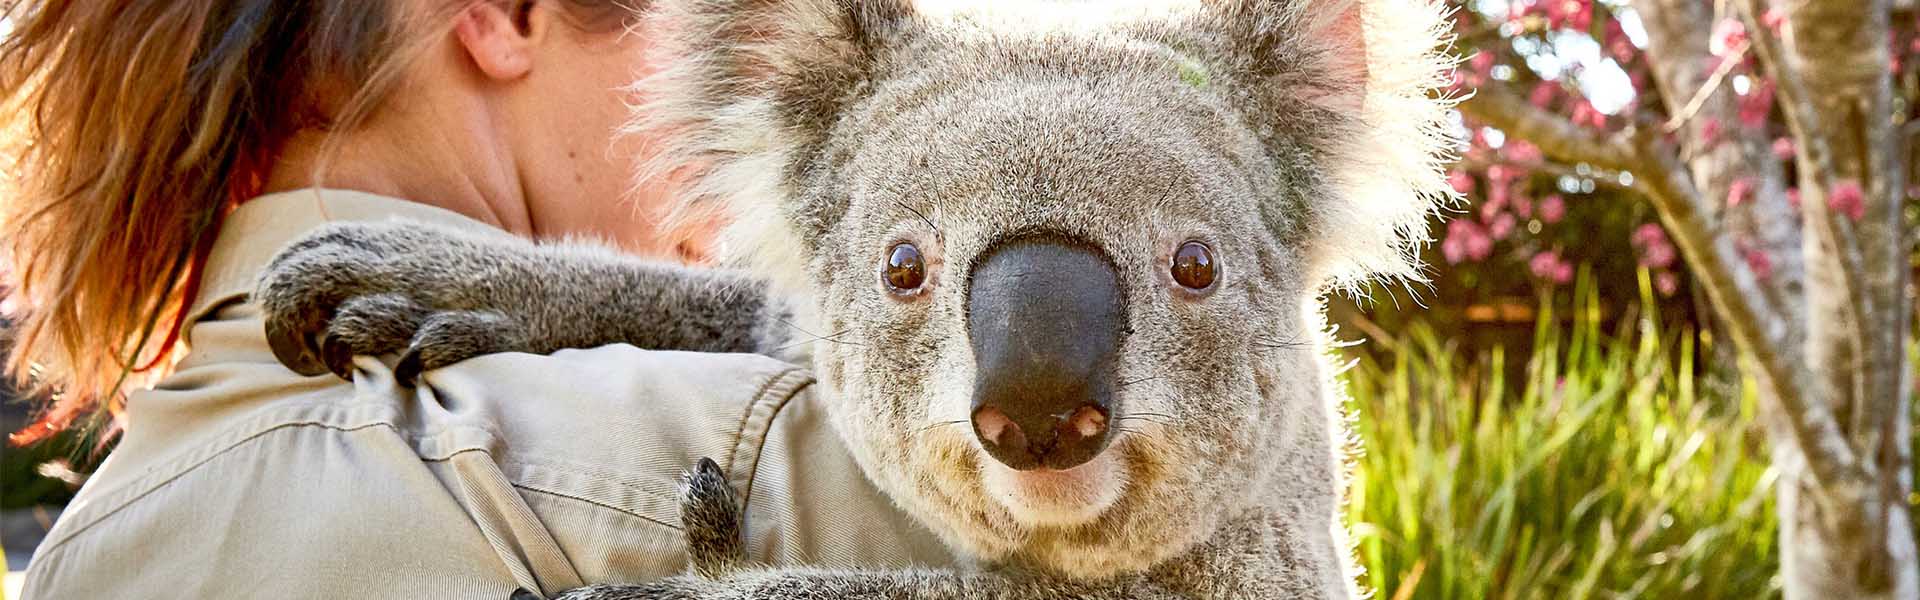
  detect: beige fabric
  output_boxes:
[21,189,955,599]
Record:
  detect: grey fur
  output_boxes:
[257,221,795,379]
[253,1,1457,598]
[680,458,749,579]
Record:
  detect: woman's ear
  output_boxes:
[453,1,541,81]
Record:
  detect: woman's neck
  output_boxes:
[261,104,534,238]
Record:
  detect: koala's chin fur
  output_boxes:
[256,0,1459,596]
[633,0,1458,583]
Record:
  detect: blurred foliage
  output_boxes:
[1344,270,1920,599]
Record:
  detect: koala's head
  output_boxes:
[636,0,1455,577]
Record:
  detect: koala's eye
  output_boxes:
[882,242,927,294]
[1171,241,1218,291]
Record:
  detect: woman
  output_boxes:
[0,1,952,596]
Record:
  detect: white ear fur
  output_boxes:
[1308,0,1462,292]
[623,0,911,292]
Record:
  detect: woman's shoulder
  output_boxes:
[30,330,950,596]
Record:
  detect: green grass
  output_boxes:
[1344,270,1785,599]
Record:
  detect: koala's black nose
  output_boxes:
[967,236,1123,471]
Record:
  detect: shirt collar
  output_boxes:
[187,188,500,331]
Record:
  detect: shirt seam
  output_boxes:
[36,417,399,555]
[727,367,818,512]
[511,486,680,531]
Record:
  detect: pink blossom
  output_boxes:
[1448,170,1476,195]
[1441,235,1466,264]
[1743,247,1774,281]
[1530,82,1558,109]
[1641,240,1676,270]
[1487,164,1514,185]
[1699,118,1722,147]
[1829,180,1866,221]
[1739,80,1774,129]
[1632,223,1677,269]
[1787,187,1802,208]
[1488,211,1517,239]
[1570,100,1606,129]
[1443,219,1495,264]
[1609,39,1638,64]
[1480,192,1508,219]
[1539,194,1566,223]
[1546,0,1594,31]
[1603,19,1636,63]
[1503,140,1544,165]
[1772,137,1795,160]
[1513,193,1533,219]
[1760,8,1786,32]
[1655,271,1680,297]
[1530,250,1574,284]
[1727,177,1754,207]
[1511,0,1541,22]
[1470,51,1496,75]
[1632,223,1666,246]
[1711,19,1748,57]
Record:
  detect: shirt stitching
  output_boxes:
[727,367,818,511]
[512,486,680,531]
[36,417,400,555]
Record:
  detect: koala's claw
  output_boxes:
[315,293,431,376]
[390,310,524,384]
[257,221,537,385]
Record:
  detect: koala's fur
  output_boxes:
[255,1,1457,598]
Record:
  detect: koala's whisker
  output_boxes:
[1117,375,1162,389]
[1253,337,1309,350]
[771,324,866,352]
[1111,427,1164,446]
[913,420,969,436]
[1116,414,1175,426]
[893,199,940,232]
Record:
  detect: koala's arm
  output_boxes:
[255,220,792,380]
[553,571,1187,600]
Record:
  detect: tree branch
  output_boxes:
[1461,78,1860,488]
[1456,85,1639,171]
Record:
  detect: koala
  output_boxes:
[255,0,1457,598]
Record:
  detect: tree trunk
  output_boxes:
[1774,437,1918,599]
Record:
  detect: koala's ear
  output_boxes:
[1193,0,1462,290]
[632,0,916,287]
[1200,0,1370,114]
[656,0,912,143]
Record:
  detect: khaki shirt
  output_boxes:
[22,189,956,598]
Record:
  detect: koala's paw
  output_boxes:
[256,222,528,383]
[681,457,747,578]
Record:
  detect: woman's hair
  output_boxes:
[0,0,635,445]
